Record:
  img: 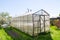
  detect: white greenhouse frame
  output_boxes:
[11,9,50,36]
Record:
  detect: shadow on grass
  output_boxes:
[55,28,60,31]
[4,27,53,40]
[4,27,21,40]
[35,32,53,40]
[0,26,2,29]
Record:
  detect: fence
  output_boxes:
[11,9,50,36]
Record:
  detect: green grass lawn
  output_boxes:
[0,28,13,40]
[50,26,60,40]
[0,26,60,40]
[5,26,59,40]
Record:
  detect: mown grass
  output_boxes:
[0,27,13,40]
[0,26,60,40]
[50,26,60,40]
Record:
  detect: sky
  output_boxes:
[0,0,60,18]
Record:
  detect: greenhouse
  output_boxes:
[11,9,50,36]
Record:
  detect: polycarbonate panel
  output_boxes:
[34,22,38,35]
[27,15,33,35]
[19,21,22,31]
[45,25,50,32]
[33,14,39,21]
[44,15,50,32]
[41,24,44,32]
[28,26,33,35]
[45,16,50,20]
[27,14,32,21]
[34,22,38,27]
[20,16,24,32]
[23,15,27,21]
[41,16,44,21]
[20,16,23,21]
[40,16,45,32]
[33,14,40,35]
[23,15,27,32]
[45,20,50,31]
[34,27,38,36]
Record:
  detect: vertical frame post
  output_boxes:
[32,14,34,36]
[44,15,45,32]
[27,15,28,33]
[39,15,41,33]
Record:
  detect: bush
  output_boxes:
[50,20,55,26]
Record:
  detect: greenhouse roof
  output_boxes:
[23,9,49,16]
[12,9,49,18]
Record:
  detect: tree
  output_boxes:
[59,14,60,16]
[0,12,12,25]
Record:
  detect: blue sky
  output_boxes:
[0,0,60,17]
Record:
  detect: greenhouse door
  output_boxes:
[37,15,45,33]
